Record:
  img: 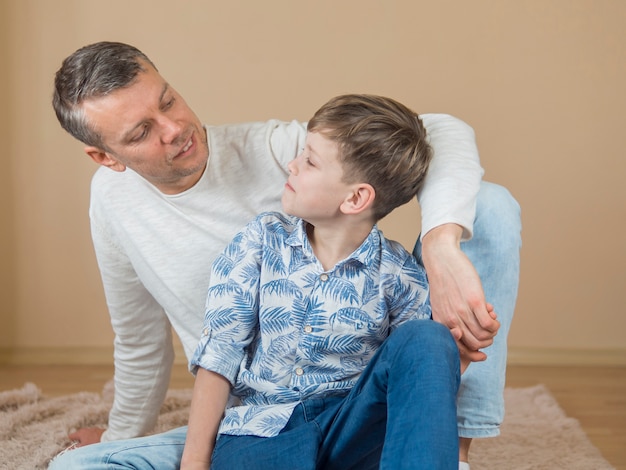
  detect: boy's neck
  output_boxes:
[306,217,375,271]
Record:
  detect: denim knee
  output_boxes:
[475,181,522,253]
[389,320,459,370]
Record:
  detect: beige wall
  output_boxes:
[1,0,624,365]
[0,0,16,352]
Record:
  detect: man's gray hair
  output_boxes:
[53,41,156,149]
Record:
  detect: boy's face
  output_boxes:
[282,131,355,223]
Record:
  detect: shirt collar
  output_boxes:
[286,217,380,269]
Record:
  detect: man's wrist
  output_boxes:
[422,224,463,258]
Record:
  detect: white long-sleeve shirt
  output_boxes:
[89,115,482,441]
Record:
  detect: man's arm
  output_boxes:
[419,114,483,239]
[269,119,308,171]
[422,224,499,360]
[418,115,499,356]
[79,218,175,444]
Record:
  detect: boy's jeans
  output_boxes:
[49,181,521,468]
[50,321,461,469]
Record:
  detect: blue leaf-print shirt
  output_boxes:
[190,212,431,438]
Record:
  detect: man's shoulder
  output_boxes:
[89,167,156,222]
[207,120,306,155]
[202,120,306,174]
[90,166,144,198]
[206,119,304,139]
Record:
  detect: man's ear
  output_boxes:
[341,184,375,215]
[84,146,127,172]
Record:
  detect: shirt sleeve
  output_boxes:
[418,114,484,240]
[268,120,307,170]
[386,252,432,331]
[90,216,174,442]
[190,218,265,384]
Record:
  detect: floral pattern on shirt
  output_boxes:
[190,212,431,437]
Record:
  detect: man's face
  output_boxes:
[82,63,209,194]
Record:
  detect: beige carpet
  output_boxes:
[0,382,615,469]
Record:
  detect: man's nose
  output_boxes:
[160,117,184,144]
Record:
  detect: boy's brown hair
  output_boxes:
[308,94,432,220]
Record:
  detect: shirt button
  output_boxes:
[320,273,329,282]
[202,328,209,337]
[295,367,304,376]
[304,325,313,333]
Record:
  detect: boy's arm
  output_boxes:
[182,217,267,468]
[181,368,231,470]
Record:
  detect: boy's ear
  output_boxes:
[341,183,375,215]
[84,146,127,172]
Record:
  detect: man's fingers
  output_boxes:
[449,326,463,341]
[456,339,487,363]
[486,302,498,320]
[461,330,495,352]
[456,317,495,351]
[434,304,498,351]
[471,303,500,334]
[68,427,105,447]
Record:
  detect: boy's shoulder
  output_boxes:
[247,211,301,237]
[377,229,424,273]
[377,229,410,258]
[254,211,297,225]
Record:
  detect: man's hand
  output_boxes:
[421,224,500,362]
[68,427,105,447]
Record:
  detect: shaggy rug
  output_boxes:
[0,382,615,469]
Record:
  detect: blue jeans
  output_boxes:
[414,181,522,438]
[49,321,461,469]
[49,181,521,468]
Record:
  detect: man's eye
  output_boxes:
[131,124,149,143]
[162,97,176,110]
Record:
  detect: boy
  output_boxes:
[182,94,465,469]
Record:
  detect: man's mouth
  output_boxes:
[175,135,194,158]
[182,139,192,153]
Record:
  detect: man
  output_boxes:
[51,41,520,469]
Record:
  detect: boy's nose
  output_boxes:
[288,158,298,175]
